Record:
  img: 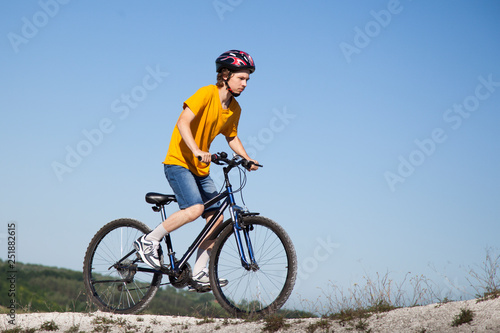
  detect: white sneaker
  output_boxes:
[133,235,162,269]
[191,271,228,288]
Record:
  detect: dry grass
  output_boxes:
[297,248,500,326]
[317,271,438,320]
[466,247,500,301]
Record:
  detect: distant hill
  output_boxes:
[0,260,311,318]
[0,260,87,313]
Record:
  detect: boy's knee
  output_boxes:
[185,204,204,221]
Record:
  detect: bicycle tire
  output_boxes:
[209,215,297,318]
[83,218,161,314]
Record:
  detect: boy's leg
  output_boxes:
[136,165,205,269]
[136,204,205,269]
[147,203,204,242]
[155,164,207,236]
[192,210,224,276]
[190,174,229,288]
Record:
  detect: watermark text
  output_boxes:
[385,74,500,192]
[6,222,17,325]
[7,0,71,53]
[51,65,169,182]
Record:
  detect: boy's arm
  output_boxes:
[226,136,259,171]
[177,107,211,163]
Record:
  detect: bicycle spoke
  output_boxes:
[83,219,161,313]
[210,216,297,317]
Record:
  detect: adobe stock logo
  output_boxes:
[339,0,408,64]
[384,74,500,192]
[7,0,71,54]
[51,65,169,182]
[210,106,296,187]
[295,235,340,289]
[242,106,296,159]
[212,0,244,21]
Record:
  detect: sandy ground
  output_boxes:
[1,297,500,332]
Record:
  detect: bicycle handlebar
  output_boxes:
[198,152,263,170]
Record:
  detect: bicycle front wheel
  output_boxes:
[83,218,162,314]
[209,215,297,317]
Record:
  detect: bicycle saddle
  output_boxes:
[145,192,177,205]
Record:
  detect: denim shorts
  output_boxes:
[164,164,221,215]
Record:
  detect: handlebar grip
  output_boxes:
[197,154,219,162]
[210,152,227,163]
[242,160,263,170]
[197,154,225,164]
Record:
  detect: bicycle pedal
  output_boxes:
[187,284,211,293]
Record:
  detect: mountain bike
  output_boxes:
[83,152,297,318]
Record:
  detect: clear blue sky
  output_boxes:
[1,0,500,311]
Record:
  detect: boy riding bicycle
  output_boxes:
[134,50,259,290]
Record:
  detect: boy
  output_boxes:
[134,50,259,289]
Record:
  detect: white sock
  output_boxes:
[193,248,210,276]
[145,224,169,243]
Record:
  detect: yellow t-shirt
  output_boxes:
[163,85,241,176]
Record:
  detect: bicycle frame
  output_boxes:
[129,164,259,278]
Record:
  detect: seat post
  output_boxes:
[163,233,176,270]
[155,204,176,270]
[159,205,167,221]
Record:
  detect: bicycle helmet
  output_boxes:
[216,50,255,73]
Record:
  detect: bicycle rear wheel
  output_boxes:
[83,218,161,314]
[209,215,297,317]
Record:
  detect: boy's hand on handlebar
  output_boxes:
[196,151,212,164]
[242,158,261,171]
[247,159,260,171]
[199,151,263,170]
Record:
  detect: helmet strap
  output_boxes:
[224,79,240,97]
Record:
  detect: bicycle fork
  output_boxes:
[229,202,259,271]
